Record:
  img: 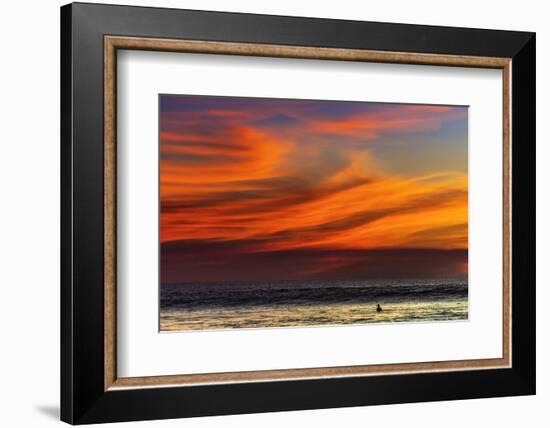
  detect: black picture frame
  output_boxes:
[61,2,535,424]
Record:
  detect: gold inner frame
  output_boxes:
[104,35,512,391]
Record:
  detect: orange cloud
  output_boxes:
[310,104,465,139]
[159,96,468,281]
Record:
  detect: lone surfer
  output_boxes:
[376,304,383,313]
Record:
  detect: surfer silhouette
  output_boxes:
[376,304,383,313]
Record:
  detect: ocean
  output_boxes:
[160,278,468,331]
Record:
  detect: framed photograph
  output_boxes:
[60,2,535,424]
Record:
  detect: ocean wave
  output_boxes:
[161,279,468,311]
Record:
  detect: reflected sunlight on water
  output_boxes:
[160,298,468,332]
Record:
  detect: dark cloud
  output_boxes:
[161,239,467,283]
[254,113,301,127]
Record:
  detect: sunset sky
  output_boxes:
[160,95,468,283]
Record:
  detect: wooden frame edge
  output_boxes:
[103,35,512,391]
[110,357,508,390]
[104,37,117,390]
[105,35,511,68]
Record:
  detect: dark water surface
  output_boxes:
[160,278,468,331]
